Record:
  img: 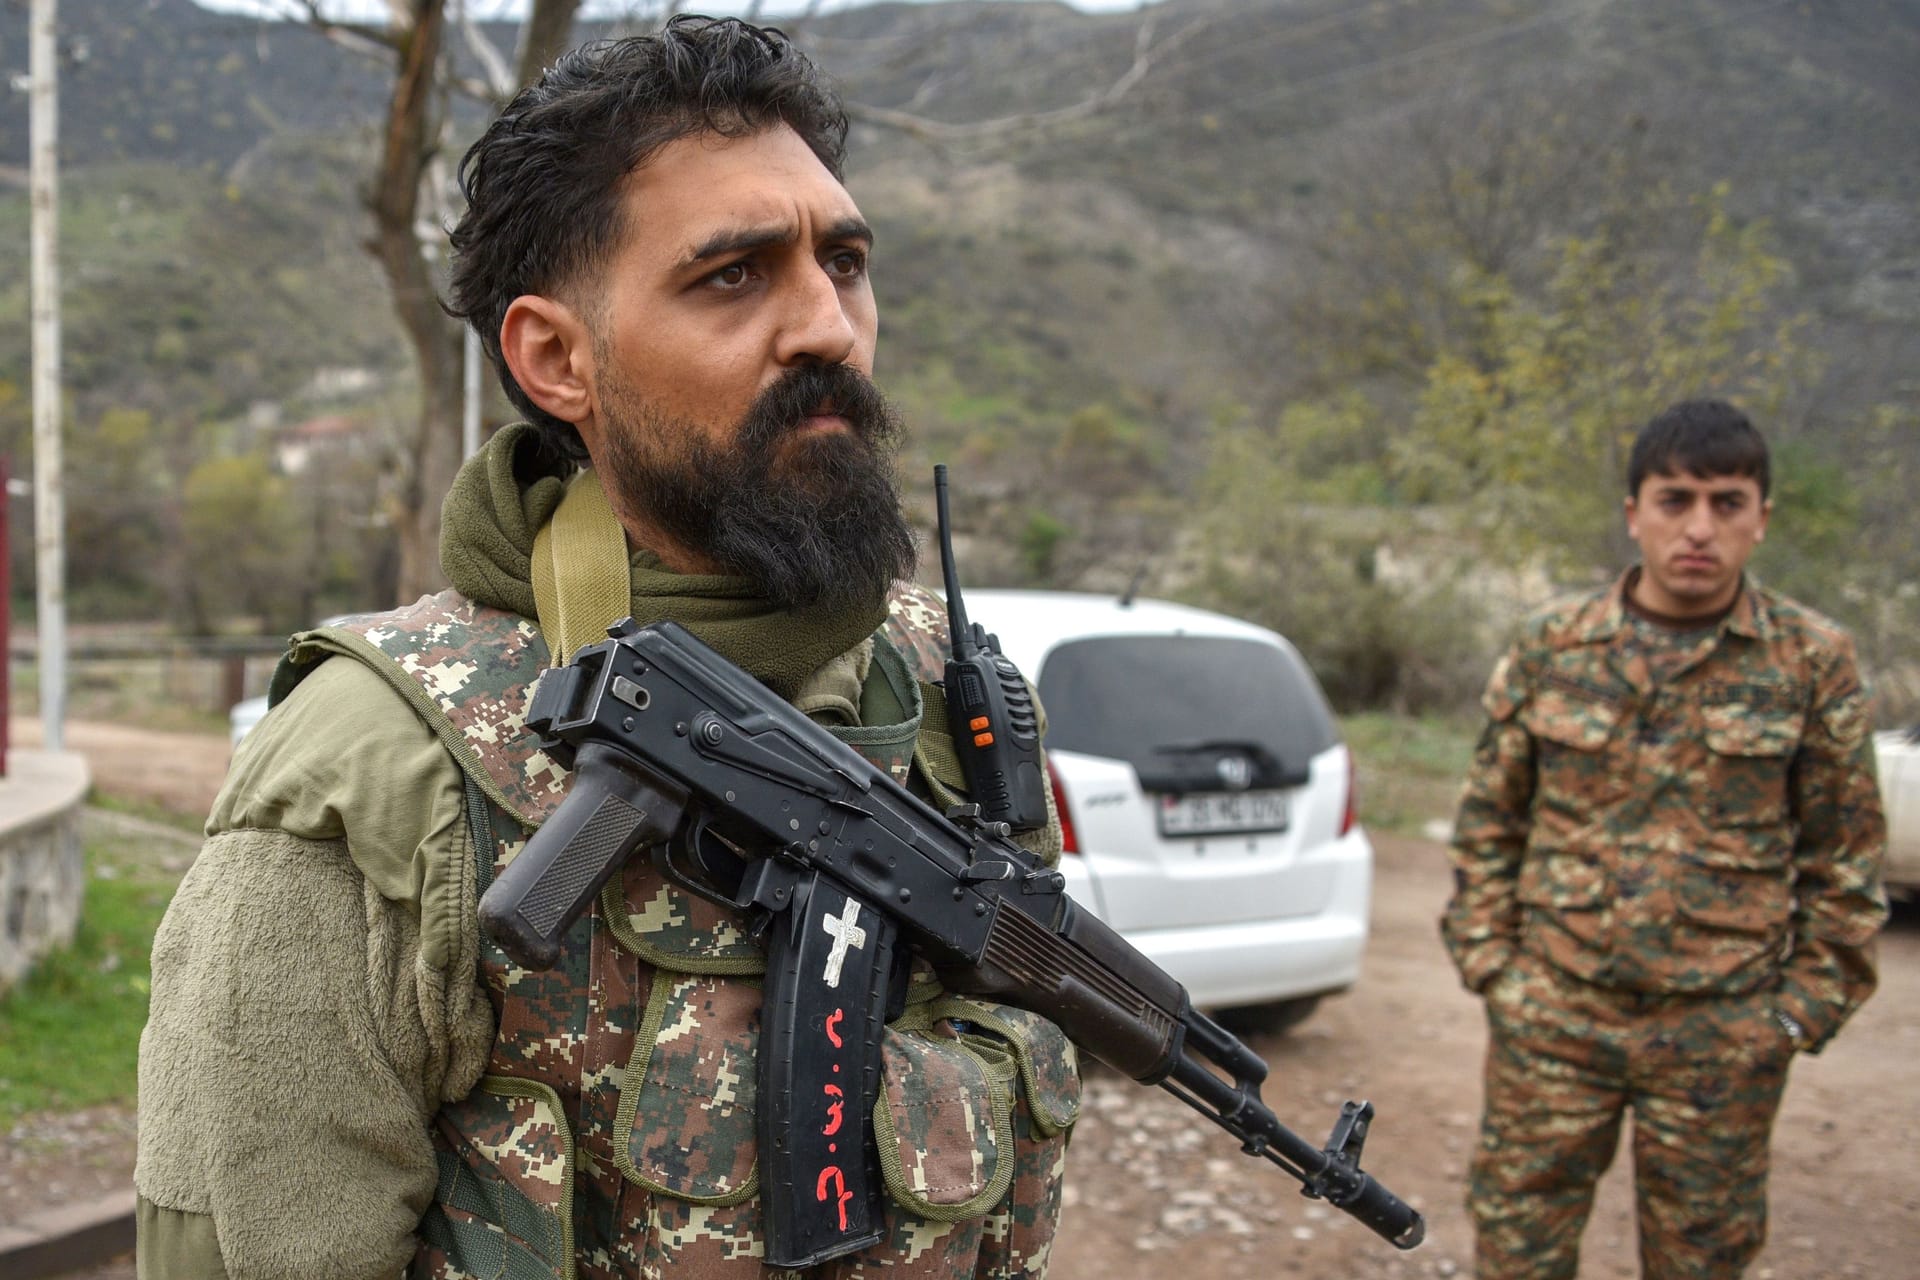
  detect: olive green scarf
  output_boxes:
[438,423,888,701]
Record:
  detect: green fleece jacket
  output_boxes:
[135,653,488,1278]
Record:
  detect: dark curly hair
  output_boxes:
[447,16,849,465]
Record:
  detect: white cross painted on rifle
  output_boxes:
[821,901,868,989]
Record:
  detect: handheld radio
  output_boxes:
[934,465,1050,833]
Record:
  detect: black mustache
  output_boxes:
[738,363,894,451]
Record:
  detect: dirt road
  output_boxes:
[13,717,230,819]
[7,728,1918,1277]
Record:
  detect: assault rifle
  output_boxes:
[478,619,1425,1267]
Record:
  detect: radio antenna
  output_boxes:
[933,464,975,660]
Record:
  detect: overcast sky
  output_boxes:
[191,1,1158,19]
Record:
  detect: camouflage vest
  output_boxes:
[276,584,1079,1280]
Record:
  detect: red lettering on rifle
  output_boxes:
[815,1003,854,1232]
[817,1166,853,1230]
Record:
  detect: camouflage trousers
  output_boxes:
[1468,950,1795,1280]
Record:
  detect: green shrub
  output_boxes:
[1018,510,1070,584]
[1192,537,1497,715]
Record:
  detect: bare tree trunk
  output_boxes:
[374,0,584,603]
[515,0,583,89]
[366,0,458,603]
[389,330,464,603]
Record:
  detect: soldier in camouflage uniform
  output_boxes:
[136,18,1079,1279]
[1441,400,1886,1280]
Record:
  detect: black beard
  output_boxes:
[598,363,918,612]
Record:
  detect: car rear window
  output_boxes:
[1034,634,1340,786]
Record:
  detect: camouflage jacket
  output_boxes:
[1441,571,1886,1050]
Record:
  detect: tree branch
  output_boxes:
[514,0,587,91]
[453,0,517,101]
[277,0,406,56]
[841,12,1208,147]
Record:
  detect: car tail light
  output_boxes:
[1339,745,1358,837]
[1047,758,1080,855]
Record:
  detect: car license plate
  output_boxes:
[1157,789,1291,837]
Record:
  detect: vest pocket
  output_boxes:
[609,972,1075,1225]
[1700,703,1802,827]
[612,973,762,1205]
[422,1076,576,1280]
[600,867,768,976]
[1673,852,1793,937]
[1523,683,1632,811]
[925,996,1082,1138]
[873,1017,1016,1219]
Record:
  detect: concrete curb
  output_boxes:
[0,751,93,994]
[0,1187,137,1277]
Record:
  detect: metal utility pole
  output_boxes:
[463,325,482,458]
[29,0,67,750]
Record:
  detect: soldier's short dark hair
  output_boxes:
[1626,399,1770,500]
[447,16,849,465]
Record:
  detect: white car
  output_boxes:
[230,692,270,748]
[1875,726,1920,896]
[966,589,1373,1032]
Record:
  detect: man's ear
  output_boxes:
[1623,494,1640,541]
[500,295,596,429]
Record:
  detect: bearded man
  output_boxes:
[135,19,1076,1279]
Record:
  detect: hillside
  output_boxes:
[2,2,1910,389]
[0,0,1914,710]
[0,0,383,175]
[2,1,1912,427]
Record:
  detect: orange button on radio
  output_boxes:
[969,716,990,731]
[973,731,995,747]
